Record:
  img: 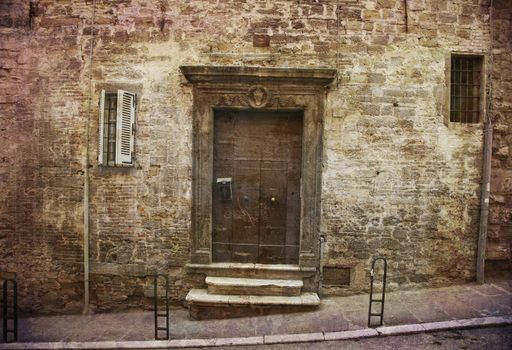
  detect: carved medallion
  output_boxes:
[248,86,271,108]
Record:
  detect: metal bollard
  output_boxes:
[368,257,387,328]
[2,278,18,343]
[153,274,169,340]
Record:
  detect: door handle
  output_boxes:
[270,196,276,203]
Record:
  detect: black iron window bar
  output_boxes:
[103,93,118,164]
[450,55,482,124]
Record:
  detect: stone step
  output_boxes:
[187,262,316,280]
[206,276,303,296]
[186,289,320,320]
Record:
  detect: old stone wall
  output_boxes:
[488,0,512,270]
[0,0,507,314]
[320,0,490,294]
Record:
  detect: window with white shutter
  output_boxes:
[98,89,136,166]
[116,90,136,165]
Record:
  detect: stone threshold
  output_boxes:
[1,315,510,349]
[186,289,319,306]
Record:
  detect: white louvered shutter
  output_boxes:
[98,90,105,165]
[115,90,136,165]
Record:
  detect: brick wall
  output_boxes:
[0,0,87,313]
[488,0,512,268]
[0,0,508,314]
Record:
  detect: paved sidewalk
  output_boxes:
[4,279,511,343]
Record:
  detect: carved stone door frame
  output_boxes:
[181,66,336,269]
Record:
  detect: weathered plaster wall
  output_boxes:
[0,0,507,314]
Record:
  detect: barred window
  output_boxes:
[102,93,118,164]
[98,90,136,166]
[450,55,483,123]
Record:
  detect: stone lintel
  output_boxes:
[180,65,337,87]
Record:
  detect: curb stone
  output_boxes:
[264,332,324,344]
[376,324,425,336]
[324,328,379,341]
[376,315,512,336]
[0,315,510,349]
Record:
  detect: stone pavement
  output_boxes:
[4,279,511,343]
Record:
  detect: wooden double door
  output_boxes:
[212,110,303,264]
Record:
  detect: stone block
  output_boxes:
[264,332,324,344]
[439,14,457,24]
[377,0,396,9]
[363,10,381,20]
[206,277,303,296]
[377,324,425,336]
[214,336,264,346]
[90,262,147,277]
[486,243,511,260]
[324,328,379,340]
[457,316,512,328]
[367,73,386,84]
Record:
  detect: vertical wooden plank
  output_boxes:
[259,161,288,263]
[286,114,303,264]
[212,111,235,262]
[231,160,260,263]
